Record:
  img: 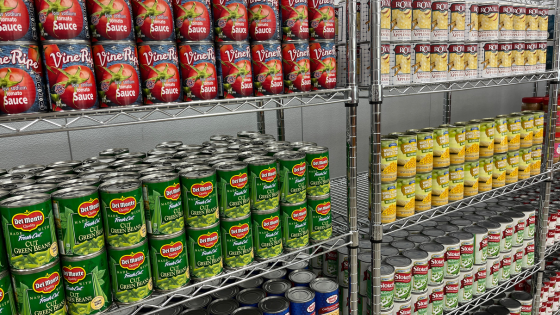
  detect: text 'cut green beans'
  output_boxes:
[141,173,185,235]
[149,231,190,291]
[180,167,220,228]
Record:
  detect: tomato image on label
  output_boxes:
[213,0,249,41]
[178,42,218,101]
[0,0,37,41]
[251,41,283,96]
[0,68,40,114]
[132,0,176,42]
[88,0,135,42]
[173,0,213,41]
[281,41,311,93]
[310,41,336,90]
[308,0,334,39]
[216,42,254,98]
[37,0,89,40]
[138,43,182,104]
[280,0,308,40]
[248,0,280,41]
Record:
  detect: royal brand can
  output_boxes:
[248,0,280,41]
[506,150,519,184]
[497,42,512,76]
[478,3,498,40]
[172,0,213,42]
[415,172,432,211]
[448,164,464,201]
[397,177,416,218]
[538,7,549,40]
[525,6,538,40]
[432,168,449,206]
[390,0,412,41]
[280,201,309,250]
[478,41,498,77]
[494,115,508,153]
[280,0,309,40]
[522,238,534,268]
[51,186,104,257]
[465,1,478,41]
[396,133,417,177]
[148,231,190,291]
[427,284,444,315]
[498,251,512,282]
[448,0,465,41]
[99,179,146,248]
[411,42,431,83]
[251,41,284,96]
[37,0,88,40]
[486,256,500,289]
[382,181,397,223]
[61,250,112,314]
[473,264,486,296]
[447,43,464,80]
[379,0,391,41]
[390,43,411,85]
[137,42,181,104]
[140,173,184,235]
[310,40,336,90]
[281,40,311,93]
[310,278,339,315]
[131,0,176,42]
[381,136,399,182]
[525,41,538,73]
[430,43,448,81]
[492,153,507,188]
[536,41,547,72]
[87,0,135,42]
[531,144,541,175]
[380,42,390,85]
[498,3,513,40]
[412,0,431,41]
[214,161,250,219]
[512,4,525,40]
[186,222,223,279]
[464,160,479,196]
[431,0,448,41]
[385,255,413,301]
[252,208,283,260]
[180,167,220,228]
[443,278,459,310]
[275,151,306,204]
[307,194,332,241]
[12,260,65,314]
[402,249,429,294]
[0,194,58,270]
[511,42,525,75]
[178,41,219,101]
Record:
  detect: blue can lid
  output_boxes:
[232,307,264,315]
[236,288,267,305]
[239,277,264,289]
[258,296,290,314]
[208,299,239,315]
[288,270,316,284]
[285,287,315,303]
[262,279,291,295]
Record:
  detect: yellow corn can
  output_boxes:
[518,147,532,180]
[479,156,493,192]
[531,144,541,176]
[464,160,479,197]
[449,164,464,201]
[415,172,432,212]
[530,110,544,144]
[506,114,522,151]
[440,124,466,164]
[381,135,399,182]
[494,115,508,153]
[493,153,507,188]
[397,177,416,218]
[382,181,398,223]
[407,130,434,173]
[506,150,519,184]
[432,167,449,206]
[477,118,495,157]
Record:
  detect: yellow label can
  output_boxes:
[449,164,464,201]
[531,144,541,176]
[415,172,432,212]
[457,121,480,161]
[408,130,434,173]
[506,114,522,151]
[382,181,398,223]
[518,147,532,180]
[441,124,466,164]
[494,115,508,153]
[464,160,479,196]
[397,177,416,218]
[395,133,418,177]
[479,157,493,192]
[423,127,450,168]
[381,135,399,182]
[506,150,519,184]
[514,112,534,148]
[531,110,544,144]
[477,118,495,157]
[493,153,507,188]
[432,168,449,206]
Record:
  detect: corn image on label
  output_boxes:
[494,117,508,153]
[479,157,493,192]
[432,128,450,167]
[149,232,190,291]
[397,177,415,218]
[382,137,399,182]
[448,126,466,164]
[464,123,480,161]
[107,242,153,303]
[507,115,522,151]
[415,173,432,212]
[432,168,449,206]
[493,154,507,188]
[449,165,464,201]
[518,147,532,180]
[382,182,398,223]
[12,262,66,315]
[252,209,283,260]
[464,161,479,196]
[532,111,544,144]
[519,114,534,148]
[506,151,519,184]
[531,144,541,176]
[397,134,417,177]
[479,120,495,157]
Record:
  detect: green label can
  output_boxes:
[99,179,147,248]
[441,124,465,165]
[215,161,251,219]
[531,144,541,176]
[0,194,58,270]
[299,146,330,196]
[280,201,309,251]
[494,116,508,153]
[0,271,16,315]
[464,160,479,197]
[52,186,105,257]
[415,173,432,212]
[531,110,544,144]
[186,223,223,279]
[149,231,190,291]
[432,168,449,207]
[478,118,495,157]
[12,260,66,315]
[493,153,507,188]
[274,152,307,204]
[518,147,532,180]
[506,114,522,151]
[220,214,254,269]
[180,167,220,228]
[61,250,112,314]
[381,136,398,182]
[244,156,280,211]
[396,177,415,218]
[517,112,534,148]
[448,164,464,201]
[141,173,184,235]
[252,208,283,260]
[479,157,493,192]
[307,195,332,242]
[506,151,519,184]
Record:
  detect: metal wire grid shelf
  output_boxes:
[357,72,558,98]
[0,89,350,138]
[546,240,560,258]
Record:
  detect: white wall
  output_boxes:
[1,82,545,178]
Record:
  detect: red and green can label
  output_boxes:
[12,262,66,315]
[62,251,112,314]
[251,41,283,96]
[0,201,58,270]
[149,232,190,291]
[278,157,306,203]
[107,242,153,304]
[310,41,336,90]
[186,224,223,279]
[87,0,135,42]
[37,0,90,40]
[247,160,279,211]
[281,41,311,93]
[220,215,254,268]
[172,0,214,42]
[0,273,16,315]
[307,195,332,241]
[0,0,38,41]
[280,0,309,40]
[280,202,309,250]
[100,188,147,247]
[138,43,182,104]
[252,209,283,260]
[308,0,334,40]
[180,172,220,228]
[216,42,254,98]
[212,0,249,41]
[216,167,251,219]
[132,0,176,42]
[142,179,184,235]
[52,193,105,256]
[248,0,280,41]
[178,42,219,101]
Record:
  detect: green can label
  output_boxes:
[278,159,306,203]
[307,196,332,241]
[247,162,279,211]
[428,253,444,285]
[217,168,251,219]
[280,203,309,250]
[142,180,184,235]
[53,193,105,256]
[12,262,66,315]
[252,210,283,260]
[304,152,330,196]
[181,173,219,228]
[220,216,254,268]
[186,224,223,279]
[1,201,58,270]
[62,252,112,314]
[100,188,147,248]
[443,280,459,311]
[149,233,190,291]
[412,260,429,293]
[108,242,153,304]
[0,274,16,315]
[394,265,412,301]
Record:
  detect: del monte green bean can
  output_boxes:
[0,193,58,270]
[12,259,66,315]
[186,222,223,279]
[274,152,306,204]
[307,194,332,242]
[107,239,153,304]
[298,146,330,196]
[140,173,184,235]
[180,167,219,228]
[214,161,251,219]
[61,249,112,314]
[220,214,254,269]
[99,179,146,248]
[51,186,105,257]
[385,255,413,302]
[0,271,15,315]
[149,230,190,291]
[280,201,309,251]
[252,208,283,260]
[244,156,279,211]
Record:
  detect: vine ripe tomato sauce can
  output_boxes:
[309,40,336,90]
[0,0,38,41]
[0,42,48,115]
[308,0,335,40]
[36,0,89,40]
[131,0,176,42]
[178,41,218,101]
[92,41,143,107]
[216,41,253,98]
[281,40,311,93]
[280,0,308,40]
[248,0,280,41]
[87,0,135,42]
[251,41,283,96]
[138,41,182,104]
[212,0,249,41]
[172,0,214,42]
[42,41,99,111]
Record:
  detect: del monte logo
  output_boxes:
[33,272,60,294]
[191,181,213,198]
[12,210,45,232]
[160,241,184,259]
[311,156,328,170]
[316,202,331,215]
[292,208,307,222]
[119,252,145,271]
[198,232,219,248]
[62,266,86,284]
[259,168,277,182]
[229,223,250,239]
[78,198,100,218]
[164,183,181,200]
[230,173,248,189]
[110,196,137,215]
[262,216,280,231]
[292,162,306,176]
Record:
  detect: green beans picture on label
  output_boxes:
[52,187,105,257]
[0,194,58,270]
[275,152,307,204]
[0,271,16,315]
[299,147,330,197]
[149,232,190,291]
[186,223,223,280]
[180,169,220,228]
[245,157,280,211]
[307,195,333,242]
[107,241,153,304]
[220,215,254,269]
[215,162,251,219]
[252,209,283,260]
[61,250,112,315]
[12,260,66,315]
[280,202,309,250]
[141,173,184,235]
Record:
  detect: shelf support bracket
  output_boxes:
[276,99,286,141]
[443,90,452,124]
[256,107,266,135]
